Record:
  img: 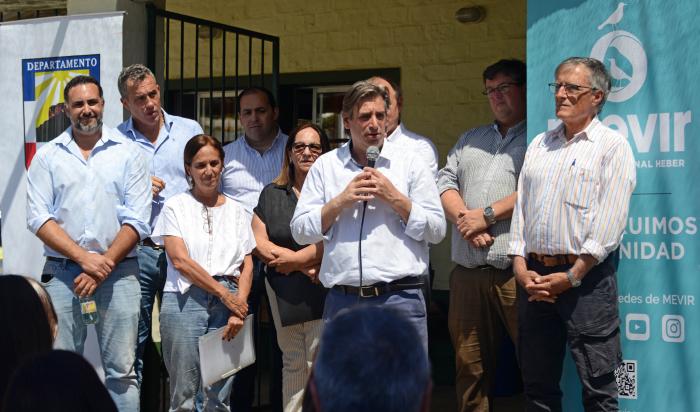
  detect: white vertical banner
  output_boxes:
[0,12,124,277]
[0,13,125,377]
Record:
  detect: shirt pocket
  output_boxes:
[563,165,597,209]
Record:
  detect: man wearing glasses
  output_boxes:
[509,57,636,411]
[437,59,526,412]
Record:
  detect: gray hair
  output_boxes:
[555,57,611,113]
[117,64,156,98]
[341,80,389,119]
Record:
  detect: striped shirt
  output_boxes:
[221,129,288,214]
[508,117,636,263]
[437,121,527,269]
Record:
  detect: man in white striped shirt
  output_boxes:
[509,57,636,411]
[438,59,526,412]
[221,86,288,411]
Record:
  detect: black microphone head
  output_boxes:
[366,146,380,168]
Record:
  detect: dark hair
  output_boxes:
[272,123,331,187]
[63,75,104,102]
[237,86,277,111]
[183,135,225,187]
[2,350,118,412]
[483,59,526,85]
[0,275,55,404]
[309,306,432,412]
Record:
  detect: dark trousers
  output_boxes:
[518,252,621,412]
[231,258,283,412]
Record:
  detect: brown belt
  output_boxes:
[528,253,577,267]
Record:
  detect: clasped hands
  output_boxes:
[456,208,493,249]
[220,290,248,341]
[73,251,116,298]
[515,269,572,303]
[338,167,401,206]
[267,247,321,284]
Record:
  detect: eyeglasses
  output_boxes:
[548,82,598,95]
[201,205,212,235]
[292,143,323,155]
[482,82,520,96]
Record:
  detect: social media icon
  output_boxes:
[626,313,650,341]
[662,315,685,343]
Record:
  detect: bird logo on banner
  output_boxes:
[598,2,626,30]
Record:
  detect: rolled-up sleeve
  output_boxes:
[118,149,152,239]
[508,149,529,258]
[291,161,326,245]
[26,152,55,234]
[405,158,446,244]
[436,133,464,194]
[582,139,636,262]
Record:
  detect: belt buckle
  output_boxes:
[359,286,380,298]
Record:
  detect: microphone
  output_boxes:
[366,145,380,168]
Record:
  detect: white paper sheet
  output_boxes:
[198,314,255,387]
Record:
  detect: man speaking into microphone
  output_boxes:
[291,80,445,351]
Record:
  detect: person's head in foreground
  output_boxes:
[303,306,432,412]
[3,350,117,412]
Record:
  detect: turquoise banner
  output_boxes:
[527,1,699,410]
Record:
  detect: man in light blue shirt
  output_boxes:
[221,86,287,411]
[27,75,151,411]
[117,64,203,387]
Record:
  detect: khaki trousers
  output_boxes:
[448,264,518,412]
[265,280,323,412]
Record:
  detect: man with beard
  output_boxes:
[27,75,151,411]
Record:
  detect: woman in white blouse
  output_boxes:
[153,134,254,411]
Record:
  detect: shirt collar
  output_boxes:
[341,138,393,168]
[386,122,404,141]
[548,116,600,145]
[491,119,527,138]
[124,109,173,139]
[241,127,284,153]
[57,126,122,149]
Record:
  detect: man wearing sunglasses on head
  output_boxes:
[438,59,526,412]
[509,57,636,411]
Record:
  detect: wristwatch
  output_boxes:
[483,206,497,226]
[566,270,581,288]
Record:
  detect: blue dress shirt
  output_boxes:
[117,110,204,231]
[26,126,151,258]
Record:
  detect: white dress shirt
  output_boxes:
[508,117,636,263]
[291,139,446,287]
[153,192,255,294]
[386,123,439,180]
[221,129,288,214]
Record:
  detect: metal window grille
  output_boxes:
[146,6,280,144]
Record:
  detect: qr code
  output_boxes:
[615,360,637,399]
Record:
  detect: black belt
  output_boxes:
[332,276,424,298]
[213,275,238,283]
[141,238,164,250]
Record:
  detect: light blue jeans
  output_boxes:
[160,278,239,412]
[135,244,167,385]
[43,257,141,412]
